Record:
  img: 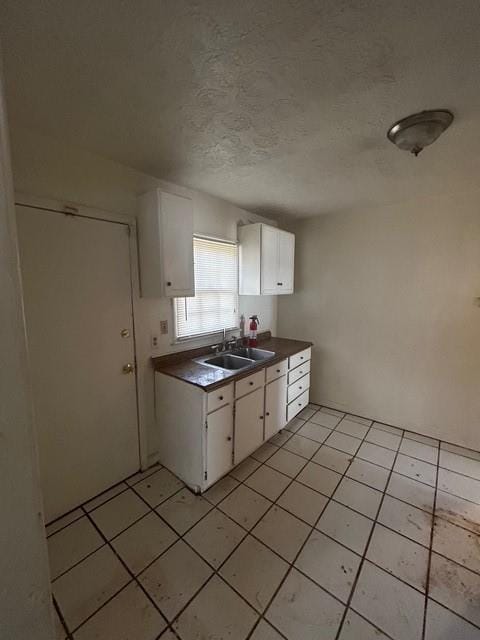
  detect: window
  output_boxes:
[174,236,238,339]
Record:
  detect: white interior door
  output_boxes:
[16,205,140,521]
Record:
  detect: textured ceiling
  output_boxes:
[1,1,480,218]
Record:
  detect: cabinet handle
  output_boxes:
[249,381,254,386]
[166,281,172,287]
[259,415,264,419]
[219,395,224,401]
[298,403,302,407]
[277,282,283,286]
[276,369,281,373]
[227,436,232,441]
[300,356,304,360]
[266,412,270,416]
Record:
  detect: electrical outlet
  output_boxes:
[151,334,159,348]
[160,320,168,335]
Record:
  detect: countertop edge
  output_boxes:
[152,338,313,392]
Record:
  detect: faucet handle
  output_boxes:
[225,336,237,350]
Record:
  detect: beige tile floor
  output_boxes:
[47,404,480,640]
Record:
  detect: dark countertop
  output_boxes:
[152,334,313,391]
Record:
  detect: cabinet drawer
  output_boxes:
[235,369,265,399]
[288,359,311,385]
[266,359,288,383]
[287,389,310,422]
[289,347,311,370]
[207,383,233,413]
[287,372,310,403]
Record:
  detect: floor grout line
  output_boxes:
[58,463,476,621]
[125,475,289,635]
[53,595,72,640]
[244,408,381,640]
[48,406,480,640]
[421,444,441,640]
[333,431,407,640]
[45,463,163,528]
[70,506,171,636]
[184,421,478,636]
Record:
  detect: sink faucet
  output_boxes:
[211,329,238,353]
[211,328,226,353]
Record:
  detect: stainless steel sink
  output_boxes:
[231,347,276,361]
[196,353,255,371]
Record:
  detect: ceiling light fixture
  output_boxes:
[387,109,453,156]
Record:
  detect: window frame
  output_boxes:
[172,234,239,342]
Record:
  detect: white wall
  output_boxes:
[0,71,53,638]
[278,193,480,451]
[11,126,277,461]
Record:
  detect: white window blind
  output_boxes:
[174,236,238,339]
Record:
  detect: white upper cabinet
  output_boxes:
[239,223,295,295]
[277,230,295,292]
[138,189,194,298]
[260,224,279,294]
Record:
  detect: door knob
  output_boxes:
[123,363,134,374]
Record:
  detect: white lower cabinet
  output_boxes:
[234,387,264,465]
[287,389,310,422]
[154,352,308,493]
[287,348,312,421]
[206,404,233,486]
[287,372,311,404]
[265,375,288,440]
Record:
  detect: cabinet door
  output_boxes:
[277,230,295,294]
[161,191,194,297]
[206,404,233,486]
[260,224,279,294]
[234,387,264,465]
[264,375,288,440]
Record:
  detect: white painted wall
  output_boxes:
[10,126,277,461]
[278,193,480,450]
[0,66,53,639]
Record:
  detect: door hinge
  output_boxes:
[205,419,208,430]
[204,470,207,481]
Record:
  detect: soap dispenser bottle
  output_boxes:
[239,314,246,339]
